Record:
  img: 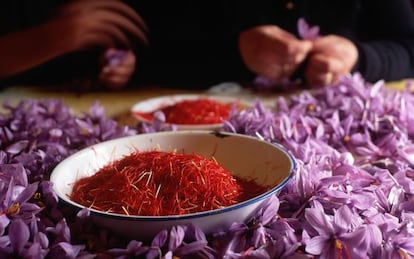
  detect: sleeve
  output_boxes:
[354,0,414,82]
[0,0,95,88]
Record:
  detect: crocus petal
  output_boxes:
[174,240,208,256]
[9,218,30,254]
[6,140,29,154]
[0,164,28,186]
[305,236,330,255]
[304,207,334,236]
[0,214,10,236]
[34,232,49,249]
[256,195,280,225]
[16,182,38,204]
[150,229,168,256]
[297,18,320,40]
[359,224,383,252]
[334,205,361,231]
[125,240,147,256]
[0,235,11,253]
[168,225,185,251]
[22,242,43,259]
[51,242,84,258]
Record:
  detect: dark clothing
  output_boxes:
[126,1,250,88]
[130,0,414,86]
[1,1,414,88]
[228,0,414,83]
[0,1,244,88]
[0,1,102,88]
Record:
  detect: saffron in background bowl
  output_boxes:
[131,94,248,130]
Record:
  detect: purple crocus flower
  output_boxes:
[2,181,41,224]
[105,49,128,68]
[297,18,320,40]
[303,202,366,258]
[139,224,213,259]
[106,240,148,258]
[373,221,414,259]
[173,224,213,258]
[3,60,414,258]
[139,110,177,133]
[8,218,30,255]
[47,242,85,259]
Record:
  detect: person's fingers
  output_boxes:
[307,71,336,87]
[104,50,135,67]
[305,53,344,86]
[101,13,148,45]
[75,24,129,49]
[310,36,332,52]
[82,10,147,45]
[118,51,136,66]
[325,72,334,85]
[101,66,133,79]
[81,32,115,49]
[99,70,130,89]
[99,50,136,89]
[309,53,344,73]
[273,40,312,78]
[58,0,148,45]
[73,10,147,48]
[82,0,149,42]
[311,35,358,72]
[239,25,313,80]
[98,0,148,33]
[293,40,313,64]
[102,63,135,76]
[259,25,297,41]
[96,23,131,48]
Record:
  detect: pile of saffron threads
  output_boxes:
[135,98,235,125]
[71,150,267,216]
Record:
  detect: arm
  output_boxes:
[232,0,414,85]
[0,21,75,79]
[0,0,147,81]
[301,0,414,86]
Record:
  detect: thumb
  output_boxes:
[292,40,313,64]
[301,39,314,53]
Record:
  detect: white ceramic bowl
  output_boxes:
[130,94,248,130]
[50,131,295,241]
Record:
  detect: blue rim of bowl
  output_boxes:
[54,131,297,221]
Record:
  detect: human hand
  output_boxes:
[51,0,148,52]
[304,35,358,87]
[239,25,312,80]
[98,48,136,89]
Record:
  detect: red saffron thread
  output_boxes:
[134,98,236,125]
[71,150,267,216]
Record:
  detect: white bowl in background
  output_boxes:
[130,94,248,130]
